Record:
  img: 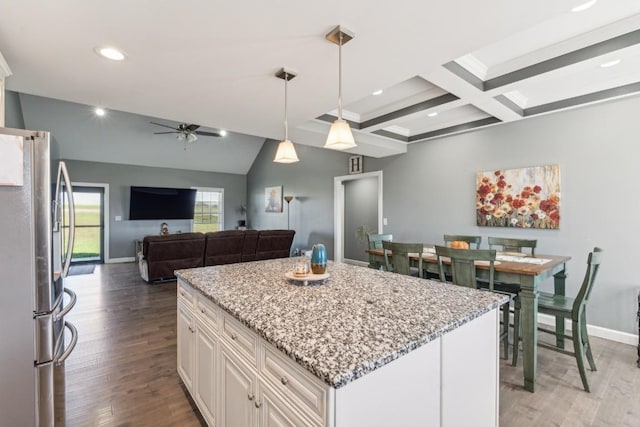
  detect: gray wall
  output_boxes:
[64,159,246,259]
[344,177,378,262]
[247,140,352,259]
[4,90,25,130]
[365,95,640,334]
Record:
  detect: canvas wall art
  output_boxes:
[265,186,283,213]
[476,164,561,229]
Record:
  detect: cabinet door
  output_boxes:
[177,302,195,391]
[221,346,257,427]
[258,381,315,427]
[195,323,217,426]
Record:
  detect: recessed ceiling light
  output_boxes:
[600,59,621,68]
[571,0,597,12]
[220,130,228,137]
[428,112,438,117]
[95,47,126,61]
[94,107,106,116]
[372,89,383,96]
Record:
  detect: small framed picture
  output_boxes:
[349,155,363,174]
[265,186,283,212]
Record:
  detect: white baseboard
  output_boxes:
[106,257,135,264]
[343,259,369,267]
[537,313,638,346]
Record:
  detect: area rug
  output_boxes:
[68,264,96,276]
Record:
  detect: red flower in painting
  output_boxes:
[477,184,491,197]
[497,180,507,189]
[494,170,501,176]
[533,185,542,193]
[512,198,526,209]
[549,210,560,222]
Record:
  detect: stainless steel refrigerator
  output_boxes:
[0,127,78,426]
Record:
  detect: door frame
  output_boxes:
[333,170,383,263]
[71,182,110,263]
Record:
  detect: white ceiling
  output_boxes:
[1,0,640,161]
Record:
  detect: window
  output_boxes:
[192,188,224,232]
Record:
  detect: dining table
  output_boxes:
[366,245,572,393]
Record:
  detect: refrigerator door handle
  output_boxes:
[55,287,77,321]
[54,161,75,278]
[55,321,78,366]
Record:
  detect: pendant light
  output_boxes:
[324,25,357,151]
[273,67,300,163]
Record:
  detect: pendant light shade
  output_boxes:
[274,68,299,163]
[274,139,299,163]
[324,25,357,151]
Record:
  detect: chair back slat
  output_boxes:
[383,241,423,278]
[367,233,392,250]
[488,237,537,256]
[435,245,496,290]
[572,247,604,317]
[443,234,482,249]
[367,233,392,269]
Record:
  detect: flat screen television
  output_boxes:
[129,186,197,220]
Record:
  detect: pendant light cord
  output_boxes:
[338,32,343,120]
[284,72,289,141]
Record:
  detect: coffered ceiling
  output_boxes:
[1,0,639,160]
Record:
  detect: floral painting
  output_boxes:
[265,186,283,213]
[476,165,561,229]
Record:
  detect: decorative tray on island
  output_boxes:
[284,271,330,286]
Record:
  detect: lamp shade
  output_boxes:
[274,140,299,163]
[324,119,356,150]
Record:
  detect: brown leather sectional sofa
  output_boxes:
[138,229,295,282]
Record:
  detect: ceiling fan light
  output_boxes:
[176,133,186,142]
[324,119,356,150]
[186,133,198,143]
[274,140,299,163]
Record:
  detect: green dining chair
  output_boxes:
[488,237,537,256]
[444,234,482,249]
[382,241,423,278]
[435,245,511,359]
[367,233,393,270]
[512,247,603,392]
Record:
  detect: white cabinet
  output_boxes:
[177,301,195,392]
[195,323,217,426]
[258,380,316,427]
[220,345,257,427]
[177,278,500,427]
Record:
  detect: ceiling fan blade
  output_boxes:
[150,121,178,130]
[195,131,222,137]
[154,131,180,134]
[185,124,200,132]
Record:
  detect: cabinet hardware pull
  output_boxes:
[281,376,289,385]
[201,308,205,314]
[247,392,255,401]
[231,333,237,340]
[255,400,263,409]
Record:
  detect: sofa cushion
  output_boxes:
[143,232,205,281]
[204,230,247,266]
[241,230,259,262]
[255,230,295,260]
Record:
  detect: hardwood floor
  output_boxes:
[56,262,640,426]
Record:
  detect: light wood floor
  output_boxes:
[56,262,640,426]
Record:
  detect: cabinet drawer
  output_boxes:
[260,343,328,424]
[196,296,218,332]
[221,312,258,367]
[177,281,195,309]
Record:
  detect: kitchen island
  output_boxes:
[176,259,508,427]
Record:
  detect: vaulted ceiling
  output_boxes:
[1,0,639,160]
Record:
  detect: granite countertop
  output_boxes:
[176,258,508,389]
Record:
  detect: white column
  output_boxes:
[0,51,13,127]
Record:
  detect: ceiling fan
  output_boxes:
[150,121,226,144]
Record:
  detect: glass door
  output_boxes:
[62,186,104,264]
